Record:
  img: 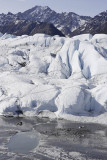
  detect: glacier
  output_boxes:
[0,33,107,124]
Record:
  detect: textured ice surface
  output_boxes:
[0,33,107,124]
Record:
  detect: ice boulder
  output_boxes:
[20,84,59,116]
[55,86,91,116]
[0,97,20,116]
[91,84,107,112]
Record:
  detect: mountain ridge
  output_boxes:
[16,5,91,36]
[0,5,106,37]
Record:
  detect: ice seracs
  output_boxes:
[0,33,107,124]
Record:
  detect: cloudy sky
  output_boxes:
[0,0,106,17]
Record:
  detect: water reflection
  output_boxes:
[7,131,40,154]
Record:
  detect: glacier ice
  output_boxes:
[0,33,107,124]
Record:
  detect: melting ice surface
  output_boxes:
[7,131,40,153]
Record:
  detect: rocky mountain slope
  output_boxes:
[0,20,64,36]
[16,6,91,36]
[70,11,107,37]
[0,6,106,37]
[0,6,91,36]
[0,12,17,26]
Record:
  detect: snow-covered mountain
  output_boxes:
[0,33,107,124]
[71,11,107,37]
[0,6,91,36]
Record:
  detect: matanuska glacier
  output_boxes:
[0,33,107,124]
